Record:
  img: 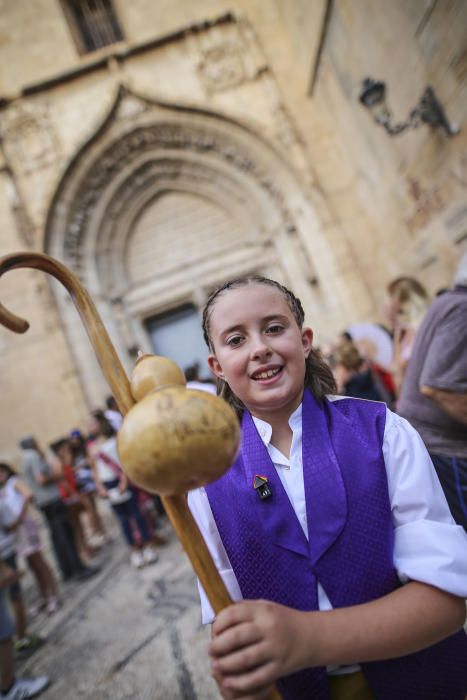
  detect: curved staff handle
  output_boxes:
[0,251,282,699]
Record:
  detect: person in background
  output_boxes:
[0,490,45,657]
[0,562,49,700]
[51,439,92,563]
[184,362,217,394]
[398,252,467,530]
[19,437,98,583]
[69,430,108,547]
[0,463,58,617]
[333,342,387,403]
[384,276,430,395]
[104,396,123,432]
[87,411,158,569]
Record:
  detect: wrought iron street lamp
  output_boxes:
[359,78,459,137]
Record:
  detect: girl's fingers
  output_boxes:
[213,601,256,636]
[212,640,271,674]
[209,622,262,658]
[221,661,278,694]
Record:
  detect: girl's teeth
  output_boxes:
[256,368,280,379]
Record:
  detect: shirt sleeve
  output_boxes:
[28,452,47,482]
[418,305,467,392]
[187,488,243,624]
[383,408,467,596]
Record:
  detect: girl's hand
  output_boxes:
[97,485,109,499]
[118,474,128,493]
[213,670,274,700]
[209,600,308,695]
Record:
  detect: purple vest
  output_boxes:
[205,391,467,699]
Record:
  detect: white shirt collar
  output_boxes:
[252,403,302,456]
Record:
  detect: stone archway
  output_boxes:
[45,86,329,406]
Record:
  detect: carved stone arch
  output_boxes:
[45,86,329,406]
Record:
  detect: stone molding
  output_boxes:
[44,86,327,405]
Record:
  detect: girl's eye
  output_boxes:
[267,324,284,334]
[227,335,244,347]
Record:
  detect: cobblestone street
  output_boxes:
[16,517,220,700]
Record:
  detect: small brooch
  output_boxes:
[253,475,272,500]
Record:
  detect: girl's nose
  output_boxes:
[250,337,272,360]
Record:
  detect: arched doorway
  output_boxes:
[45,86,328,406]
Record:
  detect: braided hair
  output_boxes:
[202,276,336,417]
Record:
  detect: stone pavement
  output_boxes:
[17,517,221,700]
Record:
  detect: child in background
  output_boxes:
[0,463,58,617]
[52,440,92,563]
[0,560,49,699]
[69,430,107,547]
[188,276,467,700]
[0,473,46,656]
[87,411,158,569]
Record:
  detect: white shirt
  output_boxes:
[1,477,24,520]
[186,381,217,395]
[104,409,123,432]
[93,438,121,483]
[188,397,467,627]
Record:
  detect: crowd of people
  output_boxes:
[0,400,168,698]
[323,253,467,533]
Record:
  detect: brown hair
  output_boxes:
[0,462,15,479]
[202,276,336,416]
[91,410,116,439]
[334,342,362,371]
[387,277,428,303]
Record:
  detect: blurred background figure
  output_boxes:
[398,253,467,530]
[87,411,158,569]
[0,561,49,700]
[184,362,216,394]
[383,277,430,395]
[69,430,108,548]
[104,396,123,432]
[0,484,46,657]
[339,326,397,408]
[0,463,58,618]
[19,437,98,583]
[51,439,93,563]
[333,341,388,403]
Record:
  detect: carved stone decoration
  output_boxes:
[197,42,247,93]
[0,102,60,174]
[114,92,150,121]
[45,85,332,408]
[61,121,296,273]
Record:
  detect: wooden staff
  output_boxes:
[0,252,282,699]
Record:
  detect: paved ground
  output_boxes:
[16,513,221,700]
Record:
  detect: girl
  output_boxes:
[0,463,58,617]
[87,411,157,569]
[188,276,467,700]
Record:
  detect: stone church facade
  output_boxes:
[0,0,466,453]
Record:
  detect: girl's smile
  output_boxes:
[207,284,313,422]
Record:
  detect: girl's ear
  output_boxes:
[302,327,313,357]
[208,353,225,379]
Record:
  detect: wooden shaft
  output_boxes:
[0,251,282,699]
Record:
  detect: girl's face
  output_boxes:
[207,284,313,421]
